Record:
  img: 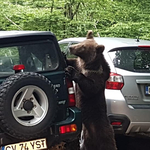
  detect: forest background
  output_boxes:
[0,0,150,40]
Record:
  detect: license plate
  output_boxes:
[145,86,150,95]
[2,138,47,150]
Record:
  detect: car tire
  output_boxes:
[0,72,57,140]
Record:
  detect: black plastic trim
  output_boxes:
[108,114,130,134]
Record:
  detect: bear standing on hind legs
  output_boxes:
[66,30,117,150]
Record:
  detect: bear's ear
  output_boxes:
[86,30,93,39]
[96,45,105,54]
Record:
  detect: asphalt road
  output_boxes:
[48,135,150,150]
[116,135,150,150]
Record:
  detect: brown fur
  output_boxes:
[66,30,117,150]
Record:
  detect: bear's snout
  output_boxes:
[69,45,76,54]
[69,45,73,51]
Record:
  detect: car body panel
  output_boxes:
[0,31,81,147]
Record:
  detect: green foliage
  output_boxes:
[0,0,150,40]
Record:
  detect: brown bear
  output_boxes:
[66,30,117,150]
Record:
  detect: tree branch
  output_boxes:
[4,15,23,30]
[72,2,80,20]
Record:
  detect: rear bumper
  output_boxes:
[51,107,82,140]
[0,107,81,148]
[46,107,82,148]
[106,89,150,135]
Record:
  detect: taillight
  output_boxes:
[66,79,76,106]
[59,124,77,134]
[106,73,124,90]
[13,64,25,71]
[111,121,122,126]
[13,64,25,73]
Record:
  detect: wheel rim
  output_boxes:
[11,85,49,126]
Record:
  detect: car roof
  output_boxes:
[59,37,150,51]
[0,31,54,38]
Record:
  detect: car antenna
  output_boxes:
[97,32,100,37]
[136,28,142,42]
[136,36,140,42]
[94,21,100,37]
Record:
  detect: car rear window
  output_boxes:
[0,40,58,76]
[109,47,150,73]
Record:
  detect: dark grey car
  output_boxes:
[59,37,150,136]
[0,31,81,149]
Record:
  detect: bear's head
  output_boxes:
[69,30,105,66]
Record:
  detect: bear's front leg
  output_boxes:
[66,58,77,68]
[66,66,103,96]
[65,66,81,82]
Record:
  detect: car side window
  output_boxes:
[59,42,77,58]
[59,43,69,54]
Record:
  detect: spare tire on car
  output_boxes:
[0,72,57,140]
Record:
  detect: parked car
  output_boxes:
[59,37,150,136]
[0,31,81,150]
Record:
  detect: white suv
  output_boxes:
[59,37,150,136]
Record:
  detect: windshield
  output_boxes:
[0,40,58,76]
[109,47,150,73]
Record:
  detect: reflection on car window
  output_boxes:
[59,42,77,58]
[59,43,69,54]
[0,47,19,73]
[0,40,58,76]
[109,48,150,72]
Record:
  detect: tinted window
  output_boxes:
[59,43,69,53]
[109,48,150,72]
[59,42,77,58]
[0,40,58,76]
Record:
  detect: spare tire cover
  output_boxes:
[0,72,57,140]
